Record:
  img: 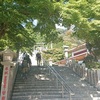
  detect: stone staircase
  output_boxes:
[11,65,99,100]
[11,66,69,100]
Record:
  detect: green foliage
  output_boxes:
[0,0,100,59]
[60,0,100,55]
[85,61,100,69]
[0,0,61,52]
[43,48,64,62]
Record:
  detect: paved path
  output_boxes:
[53,66,100,100]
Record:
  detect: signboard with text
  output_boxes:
[1,66,10,100]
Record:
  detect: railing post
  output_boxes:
[69,91,72,100]
[56,77,58,88]
[61,81,64,98]
[48,68,51,75]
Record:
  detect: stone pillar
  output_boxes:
[0,49,15,100]
[0,62,15,100]
[93,69,97,87]
[87,69,91,83]
[95,69,100,90]
[90,70,94,85]
[81,64,86,78]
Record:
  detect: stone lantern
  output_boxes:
[0,48,15,100]
[3,49,14,62]
[63,45,69,59]
[63,45,69,65]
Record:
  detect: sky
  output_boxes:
[55,24,67,30]
[23,19,75,32]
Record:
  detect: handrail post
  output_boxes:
[69,91,72,100]
[56,76,58,88]
[48,68,51,75]
[61,81,64,98]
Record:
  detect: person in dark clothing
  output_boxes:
[86,42,92,53]
[21,57,29,79]
[25,54,31,68]
[36,52,41,66]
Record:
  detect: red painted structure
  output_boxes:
[69,43,87,61]
[55,43,88,65]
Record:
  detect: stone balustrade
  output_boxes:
[69,60,100,90]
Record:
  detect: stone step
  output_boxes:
[15,79,56,83]
[11,94,91,100]
[14,81,58,87]
[16,72,51,76]
[15,81,54,84]
[13,86,62,90]
[11,95,67,100]
[15,75,53,81]
[14,83,56,86]
[14,79,55,83]
[12,91,65,97]
[13,88,91,98]
[13,88,63,92]
[14,84,57,88]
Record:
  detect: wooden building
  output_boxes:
[69,43,87,61]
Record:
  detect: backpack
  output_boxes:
[22,59,28,67]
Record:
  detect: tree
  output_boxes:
[60,0,100,55]
[0,0,62,52]
[1,0,100,56]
